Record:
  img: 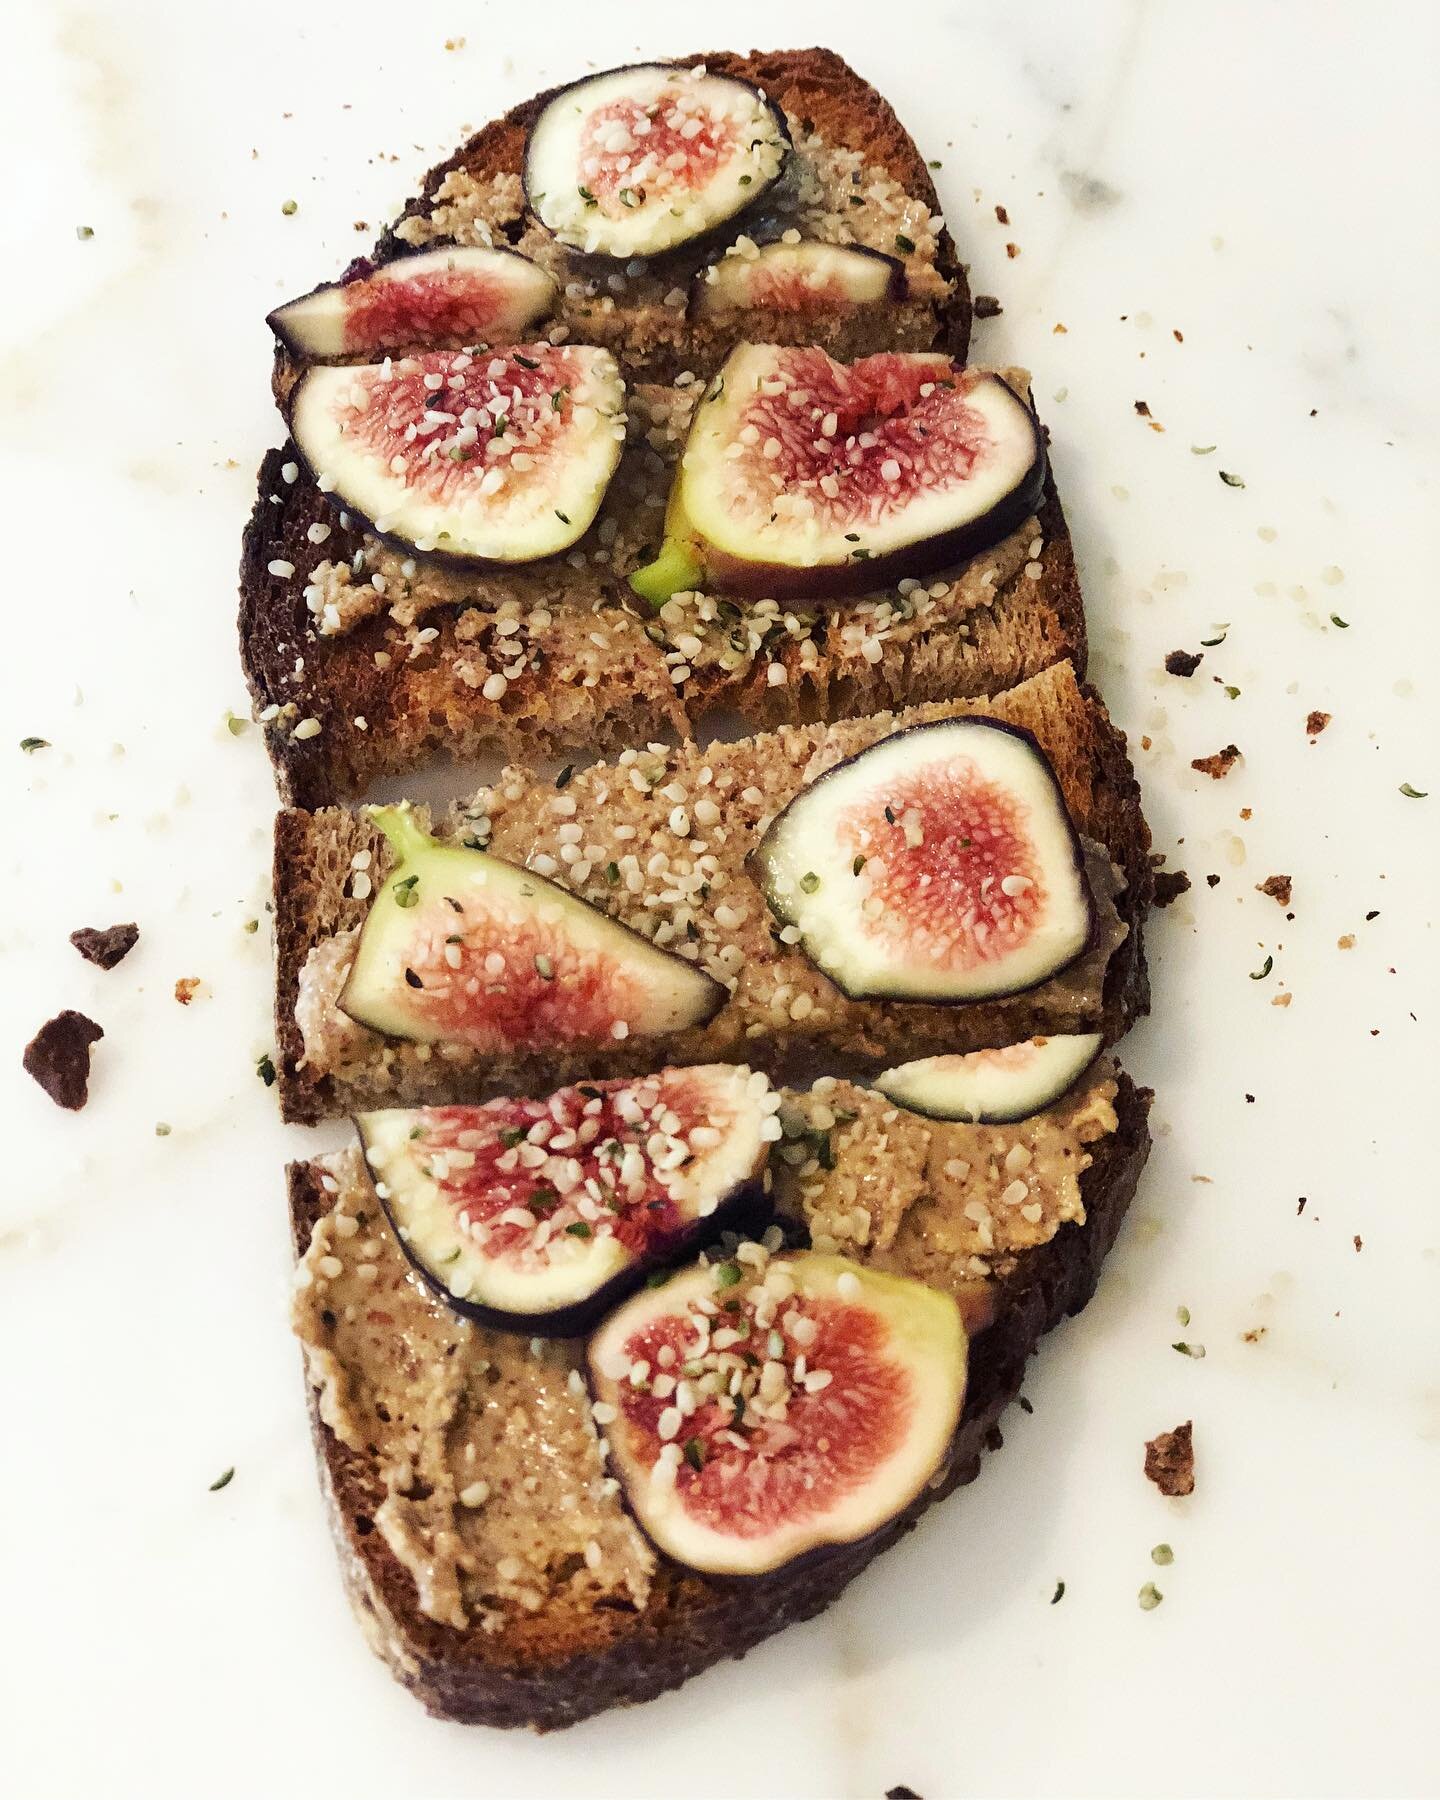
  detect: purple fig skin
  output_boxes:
[685,240,907,322]
[583,1259,968,1584]
[698,378,1047,603]
[522,62,793,266]
[751,716,1097,1007]
[362,1147,773,1339]
[266,243,553,362]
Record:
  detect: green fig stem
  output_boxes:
[629,535,705,610]
[365,803,437,866]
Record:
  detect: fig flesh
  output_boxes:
[267,247,558,359]
[339,807,725,1054]
[524,63,790,260]
[356,1065,779,1335]
[753,719,1094,1004]
[875,1034,1104,1122]
[689,240,905,318]
[588,1251,966,1576]
[630,344,1045,606]
[288,342,625,563]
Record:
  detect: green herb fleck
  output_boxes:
[499,1126,525,1148]
[852,855,866,876]
[512,353,539,370]
[76,224,94,240]
[209,1467,235,1492]
[256,1053,277,1088]
[645,1269,673,1289]
[155,1122,172,1138]
[1224,684,1241,700]
[713,1261,743,1290]
[578,185,596,207]
[1249,954,1273,980]
[551,386,569,411]
[683,1436,707,1470]
[1171,1341,1206,1358]
[850,546,871,560]
[1400,783,1428,799]
[1051,1580,1065,1604]
[528,1187,559,1215]
[1176,1305,1190,1326]
[224,711,248,736]
[565,1221,592,1238]
[1152,1543,1174,1566]
[618,187,640,208]
[799,871,820,894]
[393,874,420,909]
[1218,469,1245,488]
[894,233,916,254]
[20,737,49,753]
[555,764,574,789]
[243,918,259,935]
[281,199,298,216]
[928,158,942,169]
[605,861,620,886]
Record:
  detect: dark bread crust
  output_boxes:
[240,446,1085,811]
[289,1072,1149,1730]
[271,662,1149,1125]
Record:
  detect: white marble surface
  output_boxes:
[2,3,1436,1796]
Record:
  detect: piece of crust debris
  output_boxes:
[1306,710,1331,738]
[23,1011,104,1110]
[1192,744,1240,780]
[1152,869,1191,907]
[1257,874,1292,907]
[70,923,139,969]
[1144,1419,1195,1496]
[1164,649,1203,677]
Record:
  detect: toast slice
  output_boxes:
[289,1062,1151,1729]
[240,375,1082,809]
[272,49,970,397]
[274,661,1150,1124]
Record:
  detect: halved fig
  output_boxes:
[339,806,725,1053]
[588,1251,966,1576]
[267,248,558,360]
[524,63,790,260]
[753,719,1094,1004]
[629,344,1045,606]
[288,342,624,562]
[356,1065,778,1335]
[690,241,905,319]
[875,1034,1104,1122]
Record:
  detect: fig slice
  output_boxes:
[690,241,905,319]
[339,806,725,1053]
[524,63,790,260]
[753,718,1094,1004]
[266,247,558,360]
[588,1250,966,1576]
[629,343,1045,606]
[288,342,625,563]
[875,1034,1104,1122]
[355,1065,779,1336]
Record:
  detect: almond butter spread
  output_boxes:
[293,1150,655,1632]
[772,1068,1120,1291]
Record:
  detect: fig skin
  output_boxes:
[522,62,793,265]
[363,1152,774,1339]
[750,717,1097,1007]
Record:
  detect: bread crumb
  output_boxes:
[1153,869,1191,908]
[174,977,202,1005]
[1306,710,1331,738]
[1165,648,1203,677]
[1192,744,1240,780]
[1257,874,1292,907]
[1144,1420,1195,1496]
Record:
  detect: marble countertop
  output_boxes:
[2,3,1435,1796]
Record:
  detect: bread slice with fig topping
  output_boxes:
[240,373,1083,810]
[270,49,970,397]
[272,660,1150,1125]
[287,1061,1150,1730]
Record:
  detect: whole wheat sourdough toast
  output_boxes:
[274,661,1150,1124]
[240,385,1082,809]
[289,1064,1150,1729]
[274,48,971,396]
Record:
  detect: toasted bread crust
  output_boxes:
[288,1071,1149,1729]
[271,663,1150,1125]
